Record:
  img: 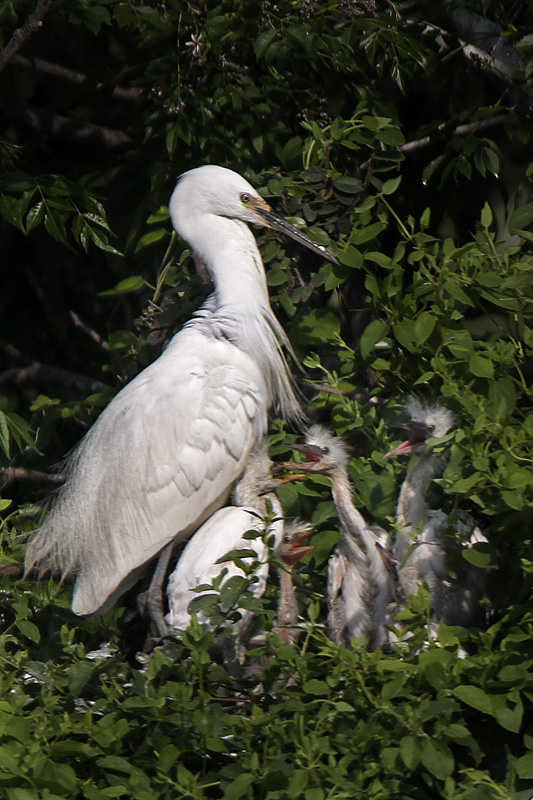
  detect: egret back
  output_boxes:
[26,325,270,615]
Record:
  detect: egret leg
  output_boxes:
[143,542,174,638]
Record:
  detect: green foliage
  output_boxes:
[2,0,533,797]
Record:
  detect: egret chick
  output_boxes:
[285,426,394,651]
[386,400,488,631]
[165,445,311,656]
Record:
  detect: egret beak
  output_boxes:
[384,421,429,459]
[273,442,325,474]
[252,202,339,265]
[273,473,308,485]
[284,543,316,568]
[284,528,316,568]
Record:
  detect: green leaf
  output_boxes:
[469,354,494,378]
[480,202,493,228]
[490,692,523,733]
[452,685,492,714]
[414,312,436,344]
[67,660,95,696]
[338,248,363,268]
[509,202,533,234]
[360,319,389,359]
[333,176,362,194]
[16,620,40,643]
[303,679,330,696]
[0,195,25,232]
[381,176,401,195]
[99,276,146,296]
[223,773,255,800]
[515,753,533,779]
[135,228,168,252]
[400,735,421,770]
[420,739,454,780]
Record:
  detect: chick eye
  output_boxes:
[240,192,252,205]
[321,447,330,455]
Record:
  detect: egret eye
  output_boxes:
[321,447,330,455]
[240,192,252,205]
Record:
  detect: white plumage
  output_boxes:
[287,426,394,650]
[166,444,314,654]
[25,165,336,621]
[165,444,285,638]
[386,399,488,630]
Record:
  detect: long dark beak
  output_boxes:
[254,206,339,265]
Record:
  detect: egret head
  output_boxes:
[385,400,455,458]
[170,165,338,264]
[232,443,306,507]
[281,424,350,477]
[280,520,316,568]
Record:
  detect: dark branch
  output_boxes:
[0,467,65,488]
[69,311,127,379]
[0,363,110,394]
[11,54,144,102]
[0,339,110,394]
[398,113,510,157]
[0,89,133,151]
[0,0,53,75]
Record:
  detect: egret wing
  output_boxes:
[26,330,269,616]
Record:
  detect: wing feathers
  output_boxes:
[26,331,269,616]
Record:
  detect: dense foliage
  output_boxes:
[1,0,533,797]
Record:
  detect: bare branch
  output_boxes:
[0,0,53,75]
[69,311,128,379]
[68,311,111,354]
[0,339,110,394]
[11,54,144,102]
[398,113,510,158]
[0,363,110,394]
[0,467,65,488]
[0,89,133,151]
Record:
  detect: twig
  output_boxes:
[0,339,110,394]
[0,467,65,488]
[0,89,132,151]
[69,311,112,354]
[68,312,129,379]
[397,113,510,157]
[0,363,110,394]
[0,0,53,75]
[303,381,389,405]
[11,54,144,102]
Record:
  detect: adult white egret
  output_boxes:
[25,165,337,629]
[386,400,488,631]
[165,444,313,658]
[284,426,394,651]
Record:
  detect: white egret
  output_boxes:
[25,165,337,630]
[386,400,488,631]
[285,426,394,651]
[165,444,313,658]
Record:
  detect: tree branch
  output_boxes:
[0,89,133,151]
[0,467,65,488]
[0,0,53,75]
[0,339,110,394]
[398,113,510,157]
[11,54,144,102]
